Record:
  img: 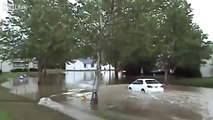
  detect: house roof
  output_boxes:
[79,58,96,64]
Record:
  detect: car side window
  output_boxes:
[133,80,139,84]
[137,80,143,84]
[133,80,143,84]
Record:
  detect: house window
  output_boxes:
[33,61,38,68]
[91,63,94,68]
[13,62,26,69]
[84,64,87,68]
[33,64,36,68]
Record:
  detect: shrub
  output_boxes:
[10,68,39,72]
[10,69,28,72]
[29,68,39,71]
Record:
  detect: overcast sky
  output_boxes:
[0,0,213,40]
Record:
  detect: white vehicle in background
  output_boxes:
[128,79,164,93]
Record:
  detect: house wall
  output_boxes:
[66,60,96,71]
[101,64,115,70]
[200,58,213,77]
[1,61,13,72]
[86,64,96,70]
[0,60,38,72]
[66,60,84,70]
[65,62,114,71]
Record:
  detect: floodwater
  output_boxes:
[1,71,213,120]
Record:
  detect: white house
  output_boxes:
[65,58,115,71]
[0,59,38,72]
[200,56,213,77]
[1,60,13,72]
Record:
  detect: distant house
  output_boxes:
[65,57,114,71]
[200,56,213,77]
[0,59,38,72]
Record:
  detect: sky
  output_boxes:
[0,0,213,41]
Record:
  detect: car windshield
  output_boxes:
[145,80,159,84]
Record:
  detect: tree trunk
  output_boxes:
[164,68,168,85]
[38,57,47,85]
[38,64,44,85]
[43,67,46,79]
[114,65,119,80]
[90,52,101,110]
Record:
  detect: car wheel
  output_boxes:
[141,89,145,93]
[129,87,132,91]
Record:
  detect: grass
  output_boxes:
[0,85,75,120]
[0,103,74,120]
[0,109,11,120]
[0,71,75,120]
[151,75,213,88]
[168,77,213,88]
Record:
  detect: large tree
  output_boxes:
[154,0,212,78]
[73,0,212,79]
[0,0,78,73]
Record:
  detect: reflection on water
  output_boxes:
[64,71,120,89]
[1,77,39,100]
[1,71,121,100]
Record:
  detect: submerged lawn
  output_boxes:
[0,69,63,82]
[0,71,75,120]
[169,77,213,88]
[150,75,213,88]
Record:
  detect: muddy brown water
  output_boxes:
[1,71,213,120]
[98,85,213,120]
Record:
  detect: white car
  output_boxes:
[128,79,164,93]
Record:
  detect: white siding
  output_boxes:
[200,58,213,77]
[1,61,13,72]
[65,59,115,71]
[101,64,115,70]
[66,60,84,70]
[85,64,96,70]
[0,59,38,72]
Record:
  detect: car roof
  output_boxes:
[136,78,156,81]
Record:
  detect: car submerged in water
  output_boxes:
[13,75,28,85]
[128,78,164,93]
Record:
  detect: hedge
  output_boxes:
[10,68,39,72]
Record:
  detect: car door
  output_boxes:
[132,80,139,91]
[136,80,144,91]
[132,80,143,91]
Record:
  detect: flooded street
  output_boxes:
[97,85,213,120]
[1,71,213,120]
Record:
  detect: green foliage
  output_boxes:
[10,68,38,72]
[10,68,27,72]
[0,0,79,70]
[151,0,212,76]
[77,0,212,76]
[0,0,212,76]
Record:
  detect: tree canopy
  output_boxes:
[0,0,80,70]
[0,0,212,77]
